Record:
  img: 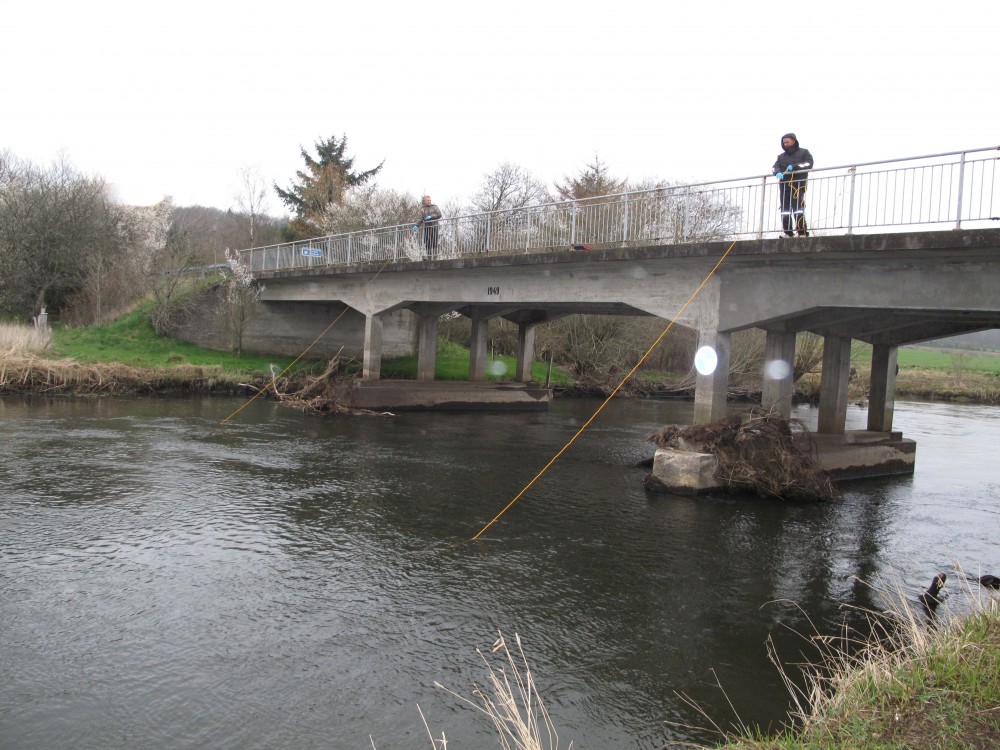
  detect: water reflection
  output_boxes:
[1,396,997,748]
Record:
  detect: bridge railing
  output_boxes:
[241,146,998,273]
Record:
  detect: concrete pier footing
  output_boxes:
[342,380,552,411]
[646,430,916,496]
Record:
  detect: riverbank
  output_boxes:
[3,314,998,404]
[0,354,287,396]
[3,353,999,406]
[712,581,1000,750]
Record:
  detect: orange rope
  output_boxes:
[470,241,737,541]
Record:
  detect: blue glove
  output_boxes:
[412,225,418,231]
[425,215,433,220]
[785,164,794,173]
[775,172,784,180]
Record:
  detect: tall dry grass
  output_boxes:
[0,322,51,356]
[434,631,572,750]
[371,631,572,750]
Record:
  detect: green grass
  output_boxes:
[48,312,566,383]
[381,339,572,384]
[713,583,1000,750]
[49,309,309,374]
[852,342,1000,375]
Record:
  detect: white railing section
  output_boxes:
[241,147,999,273]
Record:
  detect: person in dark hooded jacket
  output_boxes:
[772,133,814,237]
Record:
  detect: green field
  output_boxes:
[853,342,1000,374]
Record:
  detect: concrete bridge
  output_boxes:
[249,227,1000,428]
[230,227,1000,488]
[213,147,1000,485]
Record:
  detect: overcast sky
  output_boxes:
[4,0,997,216]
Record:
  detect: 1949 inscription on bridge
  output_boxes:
[487,286,500,296]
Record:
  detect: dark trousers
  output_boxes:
[779,180,808,235]
[421,225,439,257]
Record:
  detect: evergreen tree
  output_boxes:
[274,135,383,240]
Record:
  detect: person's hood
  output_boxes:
[781,132,799,152]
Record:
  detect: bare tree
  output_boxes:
[0,154,121,319]
[794,332,824,382]
[471,162,549,213]
[234,166,270,249]
[62,199,159,325]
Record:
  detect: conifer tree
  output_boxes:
[274,135,383,240]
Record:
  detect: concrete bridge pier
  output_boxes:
[761,329,797,419]
[469,308,491,381]
[362,313,383,380]
[514,322,538,382]
[416,313,438,381]
[867,344,899,432]
[818,335,852,434]
[414,304,456,382]
[693,329,731,425]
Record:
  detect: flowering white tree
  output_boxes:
[219,248,263,356]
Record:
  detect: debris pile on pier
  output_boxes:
[269,354,391,416]
[646,409,838,501]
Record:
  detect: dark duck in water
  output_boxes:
[918,572,947,616]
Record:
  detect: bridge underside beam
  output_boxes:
[751,307,1000,347]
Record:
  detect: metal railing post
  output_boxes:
[683,188,692,241]
[347,233,353,264]
[955,150,967,229]
[847,166,857,234]
[484,214,492,255]
[621,194,629,245]
[570,201,577,246]
[756,176,767,239]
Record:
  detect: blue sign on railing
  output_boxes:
[301,247,323,257]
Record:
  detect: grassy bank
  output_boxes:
[0,313,310,396]
[0,316,571,396]
[4,315,999,403]
[711,579,1000,750]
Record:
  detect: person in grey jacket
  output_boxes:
[415,195,443,258]
[772,133,814,237]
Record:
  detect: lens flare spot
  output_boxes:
[488,360,508,377]
[694,346,718,375]
[764,359,792,380]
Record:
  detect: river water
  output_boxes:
[1,395,998,749]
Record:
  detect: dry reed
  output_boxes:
[434,631,572,750]
[0,322,51,356]
[0,354,247,395]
